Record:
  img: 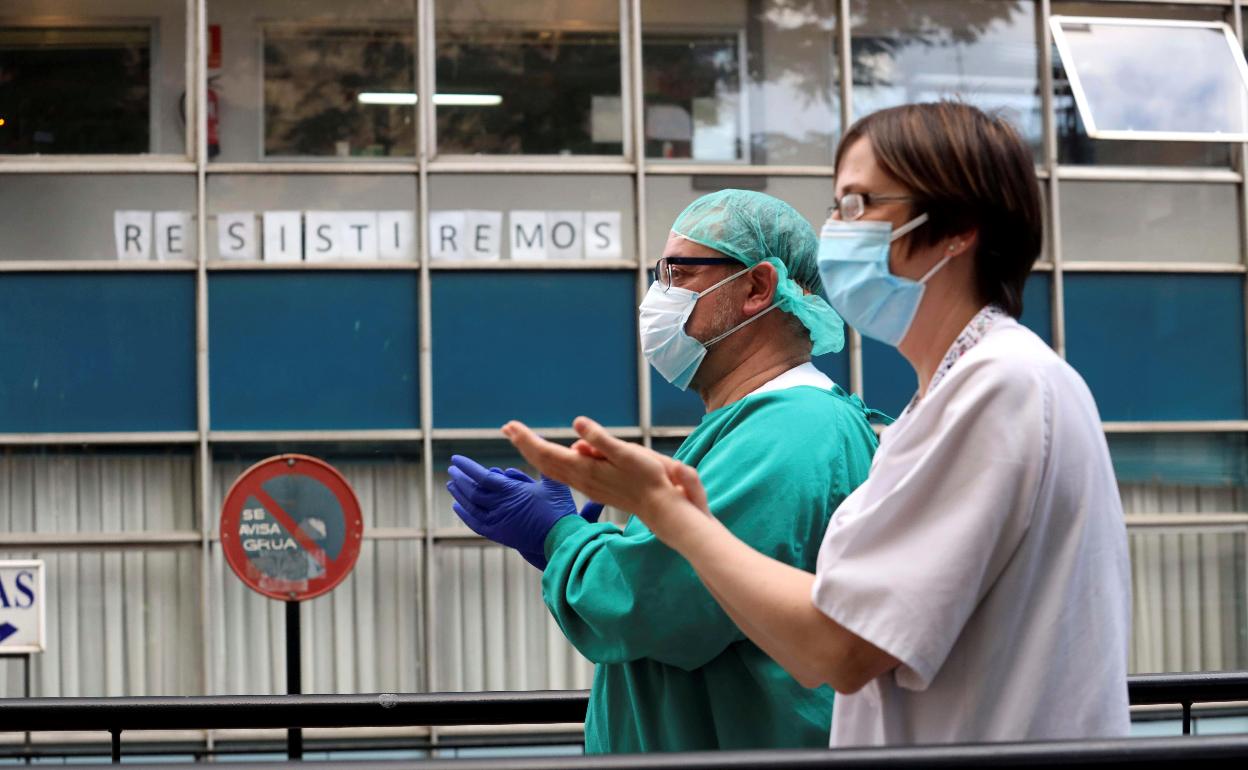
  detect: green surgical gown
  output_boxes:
[541,383,879,753]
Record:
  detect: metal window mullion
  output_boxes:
[193,0,214,750]
[416,0,438,736]
[630,0,651,448]
[837,0,862,397]
[1236,0,1248,425]
[1040,0,1067,359]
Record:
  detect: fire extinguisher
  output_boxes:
[207,75,220,159]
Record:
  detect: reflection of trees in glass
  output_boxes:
[643,34,741,160]
[847,1,1041,154]
[264,27,415,158]
[0,27,150,154]
[436,29,622,155]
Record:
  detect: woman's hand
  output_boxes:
[502,416,712,543]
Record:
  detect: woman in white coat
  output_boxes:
[503,102,1132,748]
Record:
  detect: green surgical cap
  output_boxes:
[670,189,845,355]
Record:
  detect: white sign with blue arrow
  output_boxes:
[0,560,45,654]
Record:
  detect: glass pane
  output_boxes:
[1052,17,1248,140]
[0,449,195,534]
[430,272,639,428]
[434,543,592,691]
[851,0,1042,160]
[0,274,197,433]
[434,0,622,155]
[1126,530,1247,674]
[0,548,200,696]
[208,0,417,162]
[208,272,420,430]
[1064,274,1247,422]
[0,10,187,155]
[209,538,423,694]
[428,174,633,262]
[206,175,417,263]
[641,0,840,165]
[1053,3,1233,166]
[0,175,196,262]
[1059,181,1240,263]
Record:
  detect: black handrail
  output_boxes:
[0,689,590,733]
[2,673,1246,733]
[1,673,1245,763]
[6,735,1248,769]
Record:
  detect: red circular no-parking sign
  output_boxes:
[220,454,364,602]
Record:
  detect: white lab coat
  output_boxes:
[811,314,1132,746]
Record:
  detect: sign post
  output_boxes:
[219,455,363,759]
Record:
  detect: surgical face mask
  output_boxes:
[815,213,950,347]
[638,266,780,391]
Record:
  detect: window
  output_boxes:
[0,26,170,155]
[207,0,417,163]
[1052,2,1235,166]
[263,24,416,159]
[851,0,1043,159]
[642,0,841,166]
[1051,16,1248,142]
[435,0,623,156]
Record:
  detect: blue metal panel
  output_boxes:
[209,272,419,430]
[650,350,850,426]
[1065,274,1245,421]
[863,273,1053,419]
[431,272,638,428]
[0,273,195,432]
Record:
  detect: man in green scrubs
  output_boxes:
[446,190,879,752]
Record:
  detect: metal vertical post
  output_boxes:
[837,0,863,397]
[416,0,439,753]
[1039,0,1066,359]
[285,600,303,759]
[629,0,651,448]
[1233,0,1248,421]
[23,653,31,764]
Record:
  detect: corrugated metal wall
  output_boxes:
[2,453,1244,697]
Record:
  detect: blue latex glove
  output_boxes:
[447,455,603,569]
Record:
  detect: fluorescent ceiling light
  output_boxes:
[433,93,503,106]
[357,92,503,106]
[358,92,416,105]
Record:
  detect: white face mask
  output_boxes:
[638,267,779,391]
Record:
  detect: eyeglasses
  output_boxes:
[651,256,741,292]
[827,192,914,222]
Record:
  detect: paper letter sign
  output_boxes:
[154,211,194,262]
[509,211,547,261]
[429,211,466,260]
[377,211,415,261]
[546,211,584,260]
[114,211,153,261]
[263,212,303,263]
[583,211,622,259]
[340,211,379,260]
[304,211,343,262]
[218,212,257,260]
[464,210,503,260]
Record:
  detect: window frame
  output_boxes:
[1050,14,1248,142]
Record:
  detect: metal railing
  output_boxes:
[0,672,1245,764]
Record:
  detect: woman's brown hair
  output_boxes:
[835,102,1043,318]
